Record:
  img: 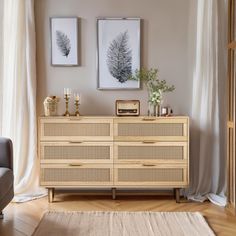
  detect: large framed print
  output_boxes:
[51,17,78,66]
[97,18,141,90]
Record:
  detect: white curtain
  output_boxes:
[188,0,228,206]
[1,0,46,202]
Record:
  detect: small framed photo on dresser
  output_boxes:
[50,17,78,66]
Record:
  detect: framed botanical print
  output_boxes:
[97,18,141,90]
[51,17,78,66]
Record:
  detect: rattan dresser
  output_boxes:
[38,116,189,202]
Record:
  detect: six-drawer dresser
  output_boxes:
[38,116,189,202]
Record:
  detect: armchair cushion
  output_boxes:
[0,138,13,169]
[0,168,14,197]
[0,137,14,213]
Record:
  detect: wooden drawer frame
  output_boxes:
[40,163,113,186]
[114,164,188,187]
[114,141,188,164]
[113,117,189,142]
[40,142,113,164]
[40,117,113,141]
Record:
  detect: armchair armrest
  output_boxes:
[0,137,13,170]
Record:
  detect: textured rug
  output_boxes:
[32,211,215,236]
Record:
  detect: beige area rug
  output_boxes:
[32,211,215,236]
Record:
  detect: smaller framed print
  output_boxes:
[51,17,78,66]
[97,18,141,90]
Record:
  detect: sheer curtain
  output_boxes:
[188,0,228,206]
[1,0,46,202]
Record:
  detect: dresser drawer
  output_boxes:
[114,117,188,141]
[39,117,113,141]
[40,142,113,164]
[114,142,188,164]
[40,164,113,186]
[114,164,188,186]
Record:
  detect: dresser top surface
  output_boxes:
[39,116,189,120]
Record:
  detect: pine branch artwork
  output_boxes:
[107,31,132,83]
[56,30,71,57]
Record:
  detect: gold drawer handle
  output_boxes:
[142,164,156,167]
[142,118,156,121]
[69,141,83,144]
[69,118,81,121]
[142,141,156,144]
[69,163,83,167]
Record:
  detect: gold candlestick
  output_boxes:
[63,94,70,117]
[74,93,80,117]
[74,100,80,117]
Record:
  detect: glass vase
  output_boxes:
[148,103,161,117]
[154,104,161,117]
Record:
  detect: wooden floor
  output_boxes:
[0,193,236,236]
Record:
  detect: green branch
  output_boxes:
[129,68,175,105]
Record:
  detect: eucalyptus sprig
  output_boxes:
[131,68,159,84]
[130,68,175,92]
[130,68,175,105]
[150,80,175,93]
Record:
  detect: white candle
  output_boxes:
[66,88,71,95]
[74,93,80,101]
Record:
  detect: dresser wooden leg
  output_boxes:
[48,188,54,203]
[112,188,116,200]
[175,188,180,203]
[0,211,3,219]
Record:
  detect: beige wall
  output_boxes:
[35,0,191,116]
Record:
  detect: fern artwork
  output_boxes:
[51,18,78,66]
[56,31,71,57]
[97,18,141,89]
[107,31,132,83]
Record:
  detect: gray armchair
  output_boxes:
[0,137,14,219]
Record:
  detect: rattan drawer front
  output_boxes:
[40,118,113,141]
[40,142,113,163]
[44,123,110,137]
[114,142,187,163]
[114,117,188,141]
[114,164,187,186]
[118,123,183,136]
[40,164,113,186]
